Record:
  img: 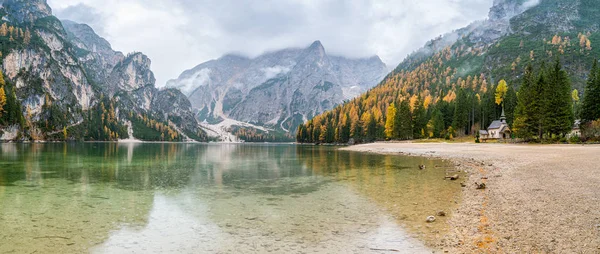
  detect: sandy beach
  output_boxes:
[342,142,600,253]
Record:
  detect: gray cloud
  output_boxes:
[48,0,493,87]
[52,3,106,35]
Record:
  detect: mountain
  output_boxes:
[297,0,600,144]
[0,0,207,142]
[167,41,388,140]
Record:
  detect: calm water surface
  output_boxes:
[0,143,462,253]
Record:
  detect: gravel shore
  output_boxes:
[342,142,600,253]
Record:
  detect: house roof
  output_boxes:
[488,120,503,130]
[499,125,510,133]
[479,130,489,135]
[488,120,511,133]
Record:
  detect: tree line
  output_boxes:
[297,58,600,144]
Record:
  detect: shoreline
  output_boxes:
[341,142,600,253]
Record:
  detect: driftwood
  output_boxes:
[369,248,400,252]
[33,235,70,240]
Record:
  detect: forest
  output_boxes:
[296,58,600,144]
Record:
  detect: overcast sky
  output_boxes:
[47,0,493,87]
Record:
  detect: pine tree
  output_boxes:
[340,113,350,143]
[427,108,445,138]
[504,85,518,126]
[397,100,413,140]
[531,63,549,139]
[453,88,470,134]
[514,64,537,139]
[412,96,427,139]
[545,59,574,136]
[581,60,600,123]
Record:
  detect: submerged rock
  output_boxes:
[445,174,460,180]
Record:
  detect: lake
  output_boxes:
[0,143,463,253]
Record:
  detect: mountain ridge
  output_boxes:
[0,0,207,142]
[167,40,388,140]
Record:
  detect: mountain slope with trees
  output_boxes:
[0,0,207,142]
[297,0,600,144]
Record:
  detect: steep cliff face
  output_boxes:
[0,0,206,141]
[62,20,124,88]
[0,7,94,129]
[168,40,388,133]
[63,19,206,141]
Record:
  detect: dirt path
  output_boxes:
[342,142,600,253]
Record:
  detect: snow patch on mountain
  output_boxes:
[168,41,388,135]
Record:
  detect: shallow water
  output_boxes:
[0,143,462,253]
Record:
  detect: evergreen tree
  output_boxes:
[427,108,445,138]
[296,125,307,142]
[504,84,518,126]
[514,64,537,139]
[1,82,24,127]
[412,96,427,139]
[545,59,574,136]
[581,60,600,123]
[397,100,413,140]
[437,99,453,129]
[452,88,470,134]
[531,63,549,139]
[340,113,350,143]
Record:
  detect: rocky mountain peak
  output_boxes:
[110,52,156,93]
[62,20,116,55]
[308,40,325,51]
[168,41,388,139]
[2,0,52,24]
[305,40,326,57]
